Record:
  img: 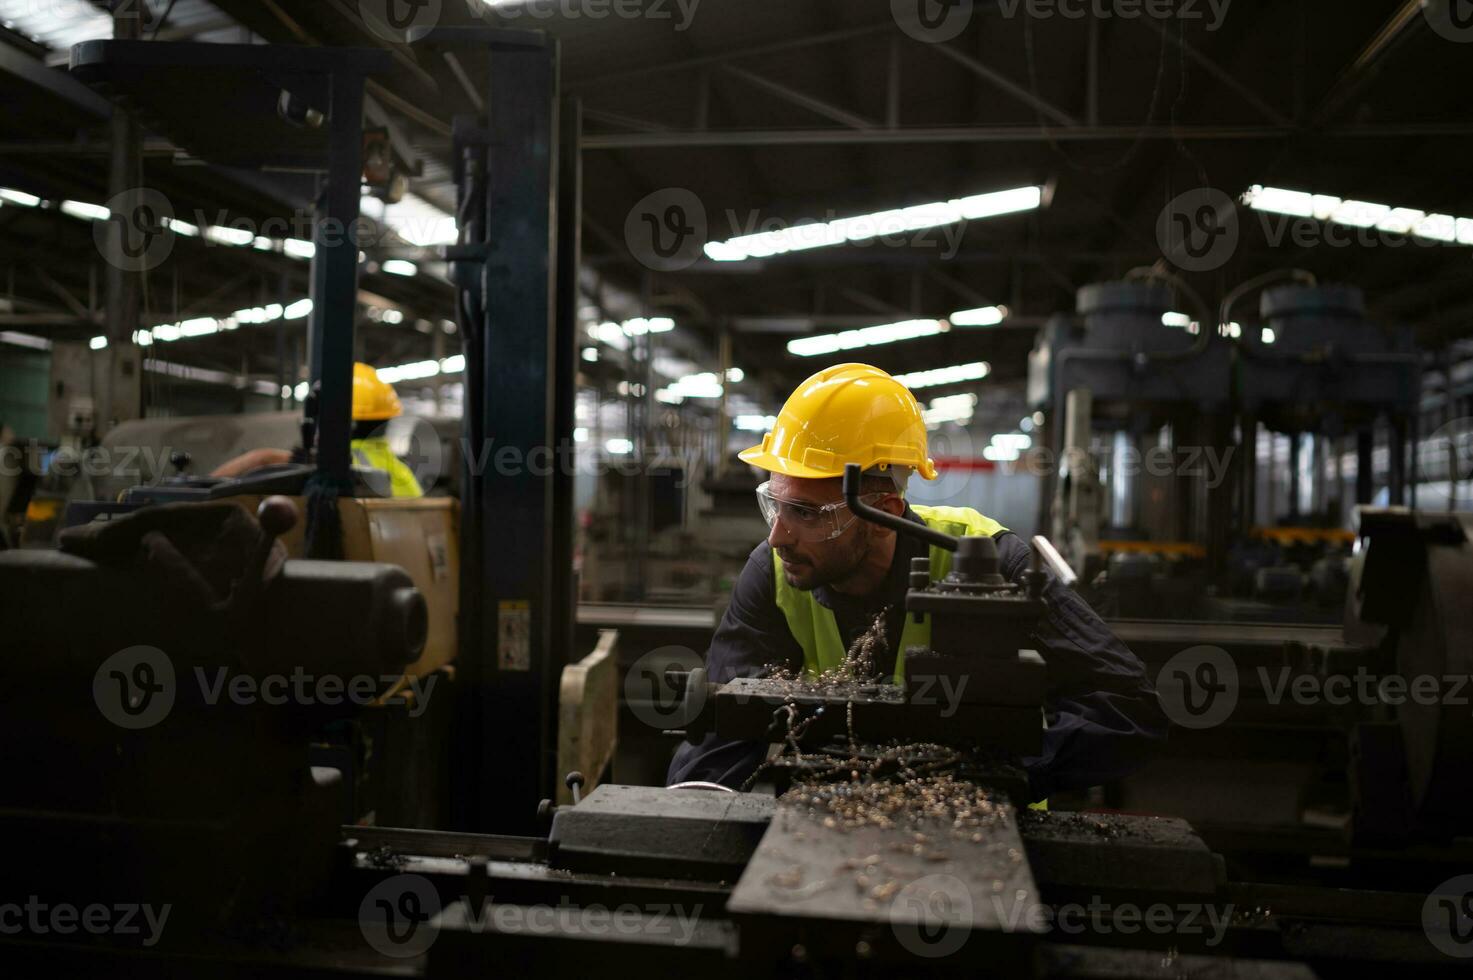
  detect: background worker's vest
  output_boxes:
[351,438,424,499]
[772,505,1006,682]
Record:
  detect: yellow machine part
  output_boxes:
[1097,540,1206,559]
[232,495,460,682]
[1250,526,1355,546]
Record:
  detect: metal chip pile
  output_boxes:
[784,771,1009,841]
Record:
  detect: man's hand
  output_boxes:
[211,448,293,479]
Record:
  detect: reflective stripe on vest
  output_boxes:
[772,504,1007,682]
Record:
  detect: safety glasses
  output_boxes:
[754,481,885,542]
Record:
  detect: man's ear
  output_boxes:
[879,494,906,517]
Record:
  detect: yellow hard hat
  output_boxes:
[738,363,938,481]
[352,362,403,421]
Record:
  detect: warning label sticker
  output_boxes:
[497,600,531,671]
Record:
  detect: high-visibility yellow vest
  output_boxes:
[772,505,1006,682]
[350,437,424,499]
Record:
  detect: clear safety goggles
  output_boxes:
[754,481,886,542]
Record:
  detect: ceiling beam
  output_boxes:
[584,122,1473,149]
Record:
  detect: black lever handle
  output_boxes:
[842,463,959,552]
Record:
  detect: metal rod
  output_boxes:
[842,463,957,551]
[1030,534,1077,589]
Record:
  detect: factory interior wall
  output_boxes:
[0,347,49,439]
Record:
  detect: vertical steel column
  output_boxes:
[471,39,562,833]
[1356,427,1374,505]
[102,2,143,431]
[307,76,366,485]
[1388,416,1407,506]
[551,96,581,683]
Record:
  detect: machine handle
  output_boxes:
[842,464,959,552]
[1030,534,1078,589]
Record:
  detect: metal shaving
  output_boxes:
[783,771,1009,842]
[766,605,892,691]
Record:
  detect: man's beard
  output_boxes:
[779,527,870,590]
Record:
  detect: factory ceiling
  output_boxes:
[1,0,1470,407]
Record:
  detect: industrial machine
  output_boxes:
[4,473,1471,975]
[1030,276,1420,622]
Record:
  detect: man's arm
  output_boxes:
[996,532,1170,799]
[665,543,803,788]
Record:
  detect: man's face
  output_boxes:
[765,473,901,590]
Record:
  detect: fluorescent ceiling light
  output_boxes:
[0,188,41,207]
[992,432,1032,450]
[657,372,724,404]
[1243,184,1473,246]
[61,200,109,221]
[704,185,1043,262]
[734,414,777,432]
[0,330,52,351]
[1161,312,1193,328]
[283,239,316,259]
[0,0,110,50]
[89,335,108,350]
[441,354,465,373]
[369,193,458,248]
[605,438,634,455]
[382,259,418,277]
[892,361,991,390]
[377,360,441,383]
[788,318,947,357]
[948,305,1007,327]
[283,299,314,319]
[923,393,977,428]
[204,224,254,247]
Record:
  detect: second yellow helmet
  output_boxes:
[352,362,403,421]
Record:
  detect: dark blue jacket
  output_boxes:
[666,507,1169,799]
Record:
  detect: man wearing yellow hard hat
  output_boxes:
[667,363,1166,799]
[212,363,422,499]
[347,362,423,499]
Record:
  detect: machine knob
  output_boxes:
[256,495,298,539]
[169,449,191,475]
[565,771,585,805]
[910,557,930,590]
